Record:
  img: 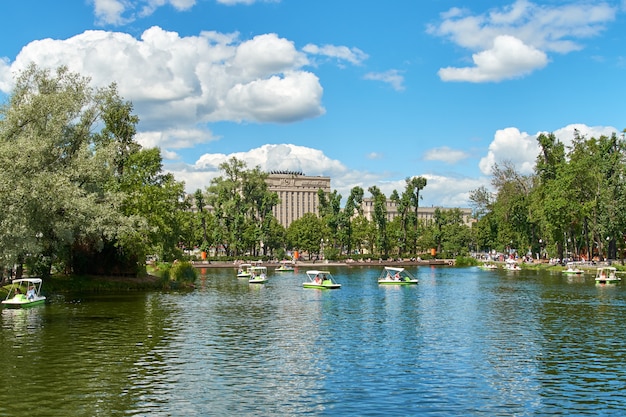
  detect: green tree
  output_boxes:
[115,148,187,263]
[194,189,209,247]
[286,213,323,260]
[407,176,427,254]
[368,186,389,257]
[0,65,135,277]
[205,157,279,257]
[342,186,364,256]
[0,64,187,277]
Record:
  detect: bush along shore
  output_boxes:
[1,261,198,298]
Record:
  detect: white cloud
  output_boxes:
[363,70,405,91]
[1,27,326,146]
[479,127,538,175]
[140,0,197,18]
[438,35,547,82]
[92,0,198,25]
[135,127,219,151]
[423,146,469,164]
[367,152,384,160]
[194,143,346,175]
[418,174,488,208]
[93,0,131,26]
[0,57,11,92]
[429,0,617,82]
[552,124,618,145]
[167,143,483,208]
[302,43,368,66]
[217,0,278,4]
[478,124,619,176]
[172,144,347,192]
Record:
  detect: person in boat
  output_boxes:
[394,272,401,280]
[314,275,321,284]
[26,285,35,300]
[321,274,328,284]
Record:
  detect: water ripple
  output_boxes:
[3,268,626,416]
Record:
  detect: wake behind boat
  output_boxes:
[378,266,418,285]
[303,270,341,289]
[2,278,46,308]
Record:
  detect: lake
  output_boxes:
[2,266,626,416]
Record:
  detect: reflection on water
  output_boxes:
[2,267,626,416]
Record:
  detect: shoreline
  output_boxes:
[192,259,457,269]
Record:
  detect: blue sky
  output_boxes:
[1,0,625,207]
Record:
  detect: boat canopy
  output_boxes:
[306,270,331,276]
[10,278,43,285]
[383,266,405,273]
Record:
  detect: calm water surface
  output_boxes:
[2,266,626,416]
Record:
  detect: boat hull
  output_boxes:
[249,278,267,284]
[1,298,46,308]
[303,283,341,289]
[378,279,418,285]
[595,279,620,284]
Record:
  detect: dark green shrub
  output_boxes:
[169,261,198,282]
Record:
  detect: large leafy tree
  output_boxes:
[205,157,279,257]
[114,147,187,264]
[286,213,323,260]
[317,188,342,256]
[242,166,279,256]
[405,176,427,254]
[0,65,125,277]
[342,186,364,256]
[0,64,185,278]
[368,185,389,257]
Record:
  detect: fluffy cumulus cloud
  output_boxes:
[0,26,374,156]
[168,143,483,208]
[170,144,348,192]
[419,174,488,208]
[428,0,617,82]
[478,124,619,175]
[0,57,11,92]
[1,27,331,151]
[438,35,547,82]
[479,127,539,175]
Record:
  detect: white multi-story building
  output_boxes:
[361,198,473,227]
[266,171,331,228]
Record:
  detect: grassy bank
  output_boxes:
[1,262,197,299]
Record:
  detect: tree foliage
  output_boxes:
[0,64,185,278]
[474,129,626,261]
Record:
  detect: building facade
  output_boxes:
[361,198,473,227]
[266,172,331,228]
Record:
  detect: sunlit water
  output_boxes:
[2,266,626,416]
